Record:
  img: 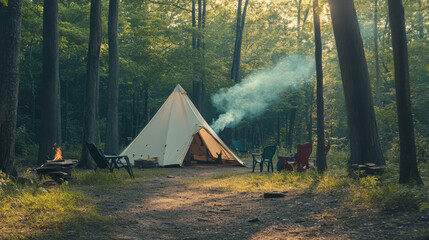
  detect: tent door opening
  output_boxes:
[183,128,240,166]
[183,131,219,166]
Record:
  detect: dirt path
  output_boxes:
[74,167,427,240]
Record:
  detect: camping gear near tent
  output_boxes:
[87,143,134,178]
[121,84,244,167]
[252,146,277,172]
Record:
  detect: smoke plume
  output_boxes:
[211,54,315,133]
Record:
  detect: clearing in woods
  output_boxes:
[70,166,427,240]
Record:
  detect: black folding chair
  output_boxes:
[252,146,277,172]
[86,143,134,179]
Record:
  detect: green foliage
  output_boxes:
[380,185,427,211]
[14,0,429,178]
[71,168,167,186]
[0,171,110,239]
[187,164,428,211]
[189,170,318,193]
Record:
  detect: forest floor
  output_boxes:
[64,166,428,240]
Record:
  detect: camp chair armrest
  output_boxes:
[252,153,262,163]
[104,155,127,158]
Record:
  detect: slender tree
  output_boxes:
[328,0,385,168]
[0,0,21,178]
[197,0,201,49]
[105,0,119,155]
[374,0,381,106]
[231,0,249,83]
[388,0,423,184]
[313,0,326,172]
[38,0,61,164]
[192,0,196,49]
[78,0,102,168]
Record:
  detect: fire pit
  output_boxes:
[36,144,77,184]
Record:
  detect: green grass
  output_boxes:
[186,168,428,211]
[0,179,110,239]
[71,168,167,186]
[0,168,166,239]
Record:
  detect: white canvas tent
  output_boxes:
[121,84,244,167]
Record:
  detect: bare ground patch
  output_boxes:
[69,167,428,240]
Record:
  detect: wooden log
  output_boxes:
[264,192,286,198]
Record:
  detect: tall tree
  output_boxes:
[78,0,102,168]
[192,0,196,49]
[105,0,119,155]
[328,0,385,168]
[197,0,201,49]
[374,0,381,106]
[388,0,423,184]
[313,0,326,172]
[231,0,249,83]
[0,0,21,178]
[38,0,61,164]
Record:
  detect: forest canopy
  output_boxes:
[12,0,429,167]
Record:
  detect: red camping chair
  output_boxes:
[295,143,313,171]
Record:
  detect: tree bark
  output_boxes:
[277,113,281,146]
[296,0,302,51]
[388,0,423,185]
[313,0,326,172]
[374,0,381,106]
[328,0,385,168]
[231,0,249,83]
[105,0,119,155]
[287,109,296,153]
[144,84,151,127]
[0,0,21,178]
[197,0,202,49]
[78,0,102,169]
[192,0,196,49]
[38,0,61,164]
[202,0,206,50]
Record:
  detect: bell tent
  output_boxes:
[121,84,244,167]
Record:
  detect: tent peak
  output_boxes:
[174,84,186,94]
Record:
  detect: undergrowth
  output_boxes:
[71,168,167,186]
[0,171,110,239]
[0,168,166,239]
[187,168,428,212]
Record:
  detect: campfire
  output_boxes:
[51,143,63,162]
[36,143,77,184]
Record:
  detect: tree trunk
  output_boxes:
[388,0,423,185]
[197,0,201,49]
[0,0,21,178]
[313,0,326,172]
[328,0,385,168]
[192,0,196,49]
[105,0,119,155]
[296,0,302,52]
[234,0,249,83]
[374,0,381,106]
[202,0,206,50]
[78,0,101,169]
[277,113,281,146]
[231,0,242,81]
[287,109,296,153]
[144,84,151,127]
[38,0,61,164]
[192,81,202,111]
[231,0,249,83]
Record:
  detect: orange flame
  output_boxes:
[52,143,63,161]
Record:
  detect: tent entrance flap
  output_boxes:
[183,128,240,166]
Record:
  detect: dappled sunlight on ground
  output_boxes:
[69,166,428,240]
